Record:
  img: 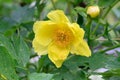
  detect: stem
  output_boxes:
[17,27,20,37]
[24,39,32,43]
[92,0,120,35]
[30,54,38,58]
[0,74,7,80]
[108,21,120,32]
[98,44,120,53]
[96,38,120,41]
[102,0,120,19]
[37,56,46,72]
[86,17,92,47]
[92,21,100,35]
[90,0,94,5]
[50,0,56,10]
[36,0,41,19]
[26,63,37,70]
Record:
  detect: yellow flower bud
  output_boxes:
[87,6,100,18]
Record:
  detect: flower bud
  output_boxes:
[87,6,100,18]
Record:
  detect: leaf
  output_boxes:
[0,0,12,4]
[67,0,83,5]
[28,73,54,80]
[109,76,120,80]
[102,69,120,77]
[0,34,17,59]
[63,70,87,80]
[64,55,89,73]
[105,55,120,69]
[12,36,30,67]
[75,7,87,17]
[0,46,18,80]
[52,74,62,80]
[112,8,120,19]
[0,34,30,67]
[0,17,16,33]
[89,53,108,70]
[11,5,34,24]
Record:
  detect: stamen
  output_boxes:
[53,29,73,47]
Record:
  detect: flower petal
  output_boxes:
[71,23,85,47]
[70,40,91,57]
[33,21,57,46]
[71,23,84,39]
[48,42,69,68]
[32,38,47,55]
[47,10,69,23]
[70,23,91,57]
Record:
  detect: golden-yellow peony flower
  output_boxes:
[32,10,91,68]
[87,6,100,18]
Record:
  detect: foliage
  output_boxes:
[0,0,120,80]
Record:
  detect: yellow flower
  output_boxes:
[32,10,91,68]
[87,6,100,18]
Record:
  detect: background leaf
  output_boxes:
[12,36,31,67]
[0,34,17,59]
[28,73,54,80]
[0,46,18,80]
[11,5,34,24]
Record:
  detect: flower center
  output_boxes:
[53,29,73,47]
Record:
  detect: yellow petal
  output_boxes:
[70,40,91,57]
[70,23,91,57]
[71,23,84,39]
[47,10,69,23]
[32,38,47,55]
[48,42,69,68]
[71,23,85,46]
[33,21,57,46]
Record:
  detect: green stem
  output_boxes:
[108,21,120,32]
[17,27,20,37]
[90,0,94,5]
[26,63,37,70]
[102,0,120,19]
[30,54,38,58]
[98,44,120,53]
[37,56,46,72]
[93,0,119,36]
[92,21,100,35]
[86,17,92,47]
[0,74,7,80]
[36,0,41,19]
[50,0,56,10]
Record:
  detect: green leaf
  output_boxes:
[64,55,89,72]
[0,34,17,59]
[67,0,83,5]
[0,34,30,68]
[109,76,120,80]
[89,53,108,70]
[11,5,34,24]
[105,55,120,69]
[0,46,18,80]
[112,7,120,19]
[0,17,16,33]
[0,0,12,4]
[102,69,120,77]
[28,73,54,80]
[75,7,87,17]
[12,36,30,67]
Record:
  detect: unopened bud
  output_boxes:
[87,6,100,18]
